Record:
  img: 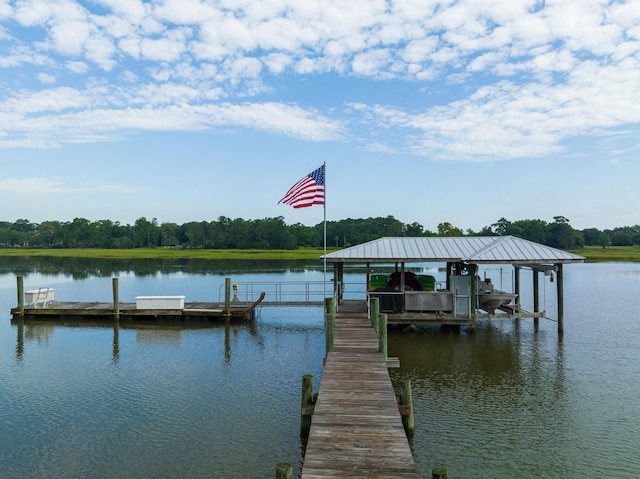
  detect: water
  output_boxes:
[1,259,639,478]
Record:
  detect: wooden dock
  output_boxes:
[10,300,263,322]
[301,300,419,479]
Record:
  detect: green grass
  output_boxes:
[0,247,336,260]
[1,245,639,262]
[567,245,640,262]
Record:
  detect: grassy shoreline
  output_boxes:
[0,247,336,260]
[0,246,639,262]
[566,246,640,262]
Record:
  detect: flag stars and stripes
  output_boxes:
[278,165,325,209]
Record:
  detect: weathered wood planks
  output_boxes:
[10,301,246,321]
[301,301,419,479]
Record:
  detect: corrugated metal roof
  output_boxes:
[323,236,585,264]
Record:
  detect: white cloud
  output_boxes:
[0,0,12,19]
[1,87,90,114]
[0,177,77,194]
[37,72,56,84]
[0,0,638,162]
[0,177,146,195]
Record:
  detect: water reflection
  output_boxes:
[0,256,325,279]
[12,319,258,368]
[389,322,570,477]
[3,260,640,478]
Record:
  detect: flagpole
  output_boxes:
[323,161,327,302]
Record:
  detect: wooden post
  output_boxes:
[556,263,564,335]
[325,297,335,315]
[469,263,478,321]
[301,374,314,434]
[224,277,231,318]
[275,462,292,479]
[370,296,380,334]
[325,297,335,355]
[399,378,414,435]
[514,265,521,309]
[16,275,24,319]
[112,277,120,321]
[379,313,387,359]
[533,269,540,330]
[325,312,334,355]
[432,465,448,478]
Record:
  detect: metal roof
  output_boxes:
[322,236,585,265]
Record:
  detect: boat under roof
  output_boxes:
[321,236,584,334]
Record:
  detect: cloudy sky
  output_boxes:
[1,0,639,232]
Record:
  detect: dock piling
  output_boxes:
[275,462,292,479]
[432,465,448,478]
[325,298,335,355]
[16,276,24,319]
[224,278,232,318]
[370,296,380,334]
[301,374,314,434]
[399,378,414,435]
[112,277,120,321]
[379,313,388,359]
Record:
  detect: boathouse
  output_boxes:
[322,236,584,333]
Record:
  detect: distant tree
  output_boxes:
[513,219,548,244]
[582,228,601,246]
[599,232,611,249]
[610,227,635,246]
[491,217,511,236]
[547,216,577,249]
[466,226,494,236]
[133,217,160,248]
[160,222,180,247]
[404,222,424,236]
[437,222,463,237]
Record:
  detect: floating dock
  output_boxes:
[301,300,419,479]
[10,301,260,321]
[10,276,265,322]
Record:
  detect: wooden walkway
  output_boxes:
[301,301,418,479]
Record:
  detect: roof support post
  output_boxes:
[533,268,540,330]
[337,263,344,305]
[401,262,406,313]
[514,265,521,310]
[470,264,478,320]
[556,263,564,335]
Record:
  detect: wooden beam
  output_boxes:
[557,263,564,335]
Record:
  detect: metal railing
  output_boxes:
[218,281,333,305]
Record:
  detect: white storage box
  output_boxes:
[135,295,185,309]
[25,288,55,307]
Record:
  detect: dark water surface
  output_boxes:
[1,259,639,478]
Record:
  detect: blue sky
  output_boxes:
[1,0,639,233]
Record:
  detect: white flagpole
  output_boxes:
[323,161,327,302]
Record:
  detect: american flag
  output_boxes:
[278,165,325,208]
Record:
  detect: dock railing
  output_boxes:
[218,280,368,306]
[218,280,332,306]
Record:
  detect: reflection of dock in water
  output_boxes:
[12,316,258,365]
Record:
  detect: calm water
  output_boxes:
[1,259,639,478]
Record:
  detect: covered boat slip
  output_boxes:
[322,236,585,332]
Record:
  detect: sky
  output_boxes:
[1,0,639,233]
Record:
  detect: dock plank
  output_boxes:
[301,301,418,479]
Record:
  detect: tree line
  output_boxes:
[1,215,638,250]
